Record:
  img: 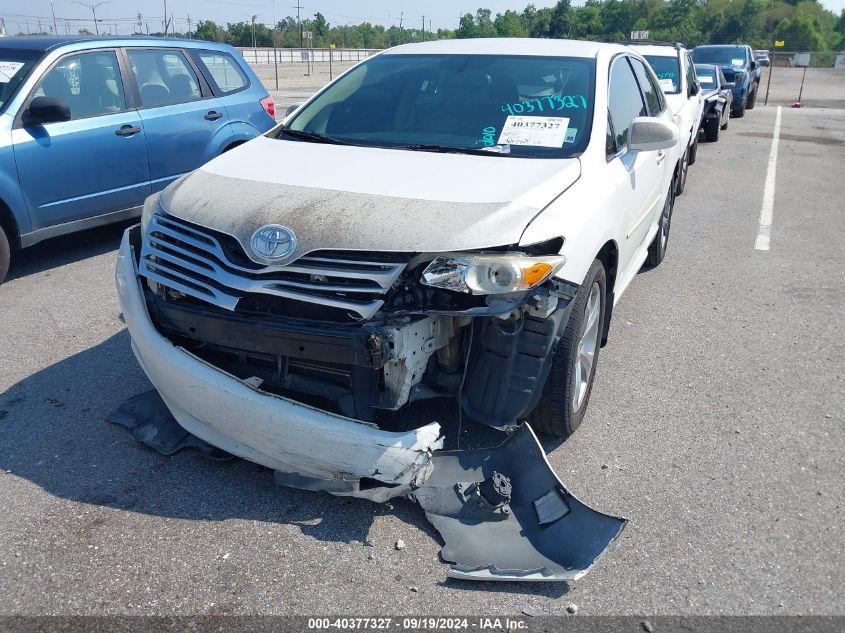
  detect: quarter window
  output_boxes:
[128,49,202,107]
[33,50,125,120]
[195,51,248,93]
[607,57,646,154]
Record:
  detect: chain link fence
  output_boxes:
[758,51,845,108]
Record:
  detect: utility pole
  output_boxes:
[294,0,303,47]
[73,1,109,35]
[136,12,142,34]
[421,15,424,41]
[399,12,404,45]
[163,0,167,35]
[50,0,58,35]
[187,14,191,38]
[251,14,257,49]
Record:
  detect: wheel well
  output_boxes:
[0,198,20,250]
[596,240,618,294]
[596,241,618,348]
[222,140,246,153]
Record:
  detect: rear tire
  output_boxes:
[721,116,729,131]
[0,224,10,286]
[528,260,606,438]
[746,86,757,110]
[704,117,720,142]
[647,179,675,267]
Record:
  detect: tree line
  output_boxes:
[189,0,845,52]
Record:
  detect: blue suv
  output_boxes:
[692,44,759,118]
[0,36,277,283]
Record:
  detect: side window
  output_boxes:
[630,58,664,116]
[684,53,697,95]
[33,50,125,120]
[127,49,202,108]
[607,57,646,154]
[195,51,248,94]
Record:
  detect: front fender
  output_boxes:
[0,119,32,236]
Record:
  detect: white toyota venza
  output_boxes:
[115,38,681,581]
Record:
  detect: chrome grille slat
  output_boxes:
[140,214,408,319]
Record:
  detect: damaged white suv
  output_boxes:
[116,39,679,581]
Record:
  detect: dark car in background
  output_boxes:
[692,44,758,118]
[0,36,276,284]
[695,63,733,142]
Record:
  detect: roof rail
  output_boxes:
[618,40,686,50]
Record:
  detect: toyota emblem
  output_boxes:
[250,225,297,260]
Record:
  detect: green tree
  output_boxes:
[549,0,574,38]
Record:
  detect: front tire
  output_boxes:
[528,260,606,438]
[688,132,699,166]
[732,101,746,118]
[0,224,10,285]
[704,117,720,142]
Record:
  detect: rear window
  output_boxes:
[0,50,43,112]
[644,55,680,94]
[196,51,248,94]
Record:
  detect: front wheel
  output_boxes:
[705,117,720,142]
[688,132,699,166]
[528,260,606,438]
[0,224,10,285]
[732,102,746,118]
[746,87,757,110]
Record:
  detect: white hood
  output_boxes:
[161,136,581,264]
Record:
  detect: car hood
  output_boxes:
[160,136,581,265]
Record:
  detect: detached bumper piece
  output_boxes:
[413,424,626,582]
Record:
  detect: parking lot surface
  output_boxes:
[0,103,843,616]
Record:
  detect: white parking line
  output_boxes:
[755,106,783,251]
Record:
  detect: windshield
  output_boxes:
[694,65,718,88]
[643,56,680,94]
[693,46,747,68]
[0,50,43,112]
[281,53,596,158]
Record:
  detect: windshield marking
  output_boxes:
[501,94,587,115]
[0,61,25,83]
[476,126,497,147]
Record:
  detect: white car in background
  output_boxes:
[115,38,681,582]
[631,43,704,195]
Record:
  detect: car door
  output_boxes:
[11,49,150,229]
[125,47,233,193]
[605,56,667,277]
[683,52,704,131]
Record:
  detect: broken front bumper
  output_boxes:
[116,229,443,497]
[116,226,626,581]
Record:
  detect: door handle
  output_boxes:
[656,151,666,165]
[204,111,223,121]
[115,125,141,136]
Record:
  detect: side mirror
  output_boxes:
[22,96,71,127]
[285,102,304,117]
[689,82,700,97]
[750,60,757,70]
[723,82,736,89]
[628,117,679,152]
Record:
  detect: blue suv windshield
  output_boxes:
[282,54,596,159]
[0,50,43,112]
[693,46,748,68]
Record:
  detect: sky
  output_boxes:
[1,0,843,37]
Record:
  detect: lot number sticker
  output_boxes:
[658,78,675,91]
[0,61,24,83]
[498,116,570,147]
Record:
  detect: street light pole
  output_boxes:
[251,14,257,49]
[50,0,58,35]
[72,1,109,35]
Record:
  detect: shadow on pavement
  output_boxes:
[6,220,135,282]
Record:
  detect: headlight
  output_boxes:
[140,193,162,236]
[421,253,565,295]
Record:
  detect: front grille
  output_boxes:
[139,214,408,320]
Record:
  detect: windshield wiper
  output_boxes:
[277,128,352,145]
[394,143,518,157]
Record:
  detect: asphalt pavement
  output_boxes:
[0,104,843,616]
